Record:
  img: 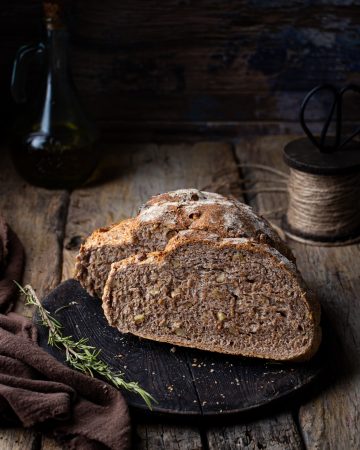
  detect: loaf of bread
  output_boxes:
[75,189,294,298]
[75,188,321,361]
[103,231,321,361]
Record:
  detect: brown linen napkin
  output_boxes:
[0,216,131,449]
[0,216,25,313]
[0,313,131,449]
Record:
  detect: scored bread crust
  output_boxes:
[75,189,295,298]
[139,189,294,261]
[103,231,321,362]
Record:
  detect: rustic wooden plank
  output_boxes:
[0,429,41,450]
[235,136,360,449]
[40,437,63,450]
[235,135,290,231]
[0,150,69,315]
[135,424,202,450]
[0,150,68,449]
[99,120,360,144]
[296,243,360,449]
[1,0,360,138]
[207,411,303,450]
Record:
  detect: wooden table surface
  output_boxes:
[0,137,359,449]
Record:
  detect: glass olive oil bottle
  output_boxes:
[11,1,99,189]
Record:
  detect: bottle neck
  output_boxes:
[46,27,70,78]
[40,26,74,133]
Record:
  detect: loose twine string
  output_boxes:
[203,163,360,246]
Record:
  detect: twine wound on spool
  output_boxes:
[286,168,360,243]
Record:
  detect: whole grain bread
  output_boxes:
[103,231,321,361]
[75,189,294,298]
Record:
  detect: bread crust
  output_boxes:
[138,189,294,261]
[75,219,135,296]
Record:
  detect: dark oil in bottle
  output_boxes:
[12,124,99,190]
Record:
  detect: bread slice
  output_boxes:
[102,232,321,361]
[75,189,294,298]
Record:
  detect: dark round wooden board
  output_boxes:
[35,279,327,417]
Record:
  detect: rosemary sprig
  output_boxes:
[15,282,155,409]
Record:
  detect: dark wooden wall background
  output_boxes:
[1,0,360,141]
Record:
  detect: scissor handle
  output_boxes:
[300,84,338,153]
[337,84,360,150]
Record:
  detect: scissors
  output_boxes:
[300,84,360,153]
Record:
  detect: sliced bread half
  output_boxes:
[102,232,321,361]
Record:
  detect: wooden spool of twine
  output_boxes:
[283,137,360,245]
[285,168,360,244]
[282,84,360,245]
[204,140,360,246]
